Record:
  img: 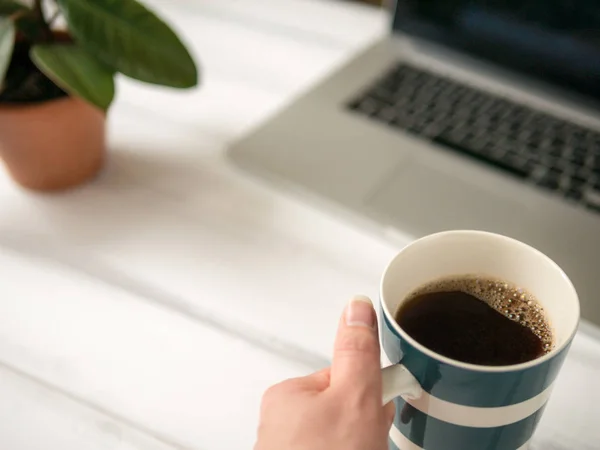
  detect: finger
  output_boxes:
[384,401,396,428]
[400,403,416,424]
[330,296,381,392]
[288,368,331,392]
[260,368,331,414]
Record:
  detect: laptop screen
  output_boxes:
[393,1,600,102]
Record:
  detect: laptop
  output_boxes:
[228,1,600,329]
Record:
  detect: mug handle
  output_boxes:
[381,364,424,405]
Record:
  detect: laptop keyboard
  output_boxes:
[347,63,600,213]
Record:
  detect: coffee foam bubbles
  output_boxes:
[405,275,554,353]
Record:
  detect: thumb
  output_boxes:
[330,296,382,393]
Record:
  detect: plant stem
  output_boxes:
[34,0,53,42]
[9,9,28,22]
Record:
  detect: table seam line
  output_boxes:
[0,359,192,450]
[0,234,330,372]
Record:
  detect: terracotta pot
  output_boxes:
[0,96,106,191]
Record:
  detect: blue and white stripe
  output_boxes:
[380,312,571,450]
[389,426,532,450]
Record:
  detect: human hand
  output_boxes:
[254,296,395,450]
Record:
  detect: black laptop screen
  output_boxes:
[393,0,600,101]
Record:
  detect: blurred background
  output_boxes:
[0,1,599,449]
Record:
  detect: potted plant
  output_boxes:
[0,0,198,191]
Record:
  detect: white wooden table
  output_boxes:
[0,1,598,449]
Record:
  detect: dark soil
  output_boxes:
[0,40,67,104]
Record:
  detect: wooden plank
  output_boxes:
[114,78,282,142]
[144,0,387,49]
[0,364,178,450]
[0,245,310,449]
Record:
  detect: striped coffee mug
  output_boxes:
[379,231,579,450]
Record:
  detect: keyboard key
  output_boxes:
[432,136,530,178]
[569,152,588,167]
[585,188,600,209]
[376,107,397,124]
[536,172,561,190]
[565,189,583,202]
[571,170,589,184]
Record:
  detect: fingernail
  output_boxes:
[346,295,376,328]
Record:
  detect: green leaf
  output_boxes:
[0,17,14,89]
[57,0,198,88]
[30,44,115,110]
[0,0,28,17]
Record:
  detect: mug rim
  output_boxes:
[380,230,580,373]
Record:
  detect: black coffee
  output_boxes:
[395,275,553,366]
